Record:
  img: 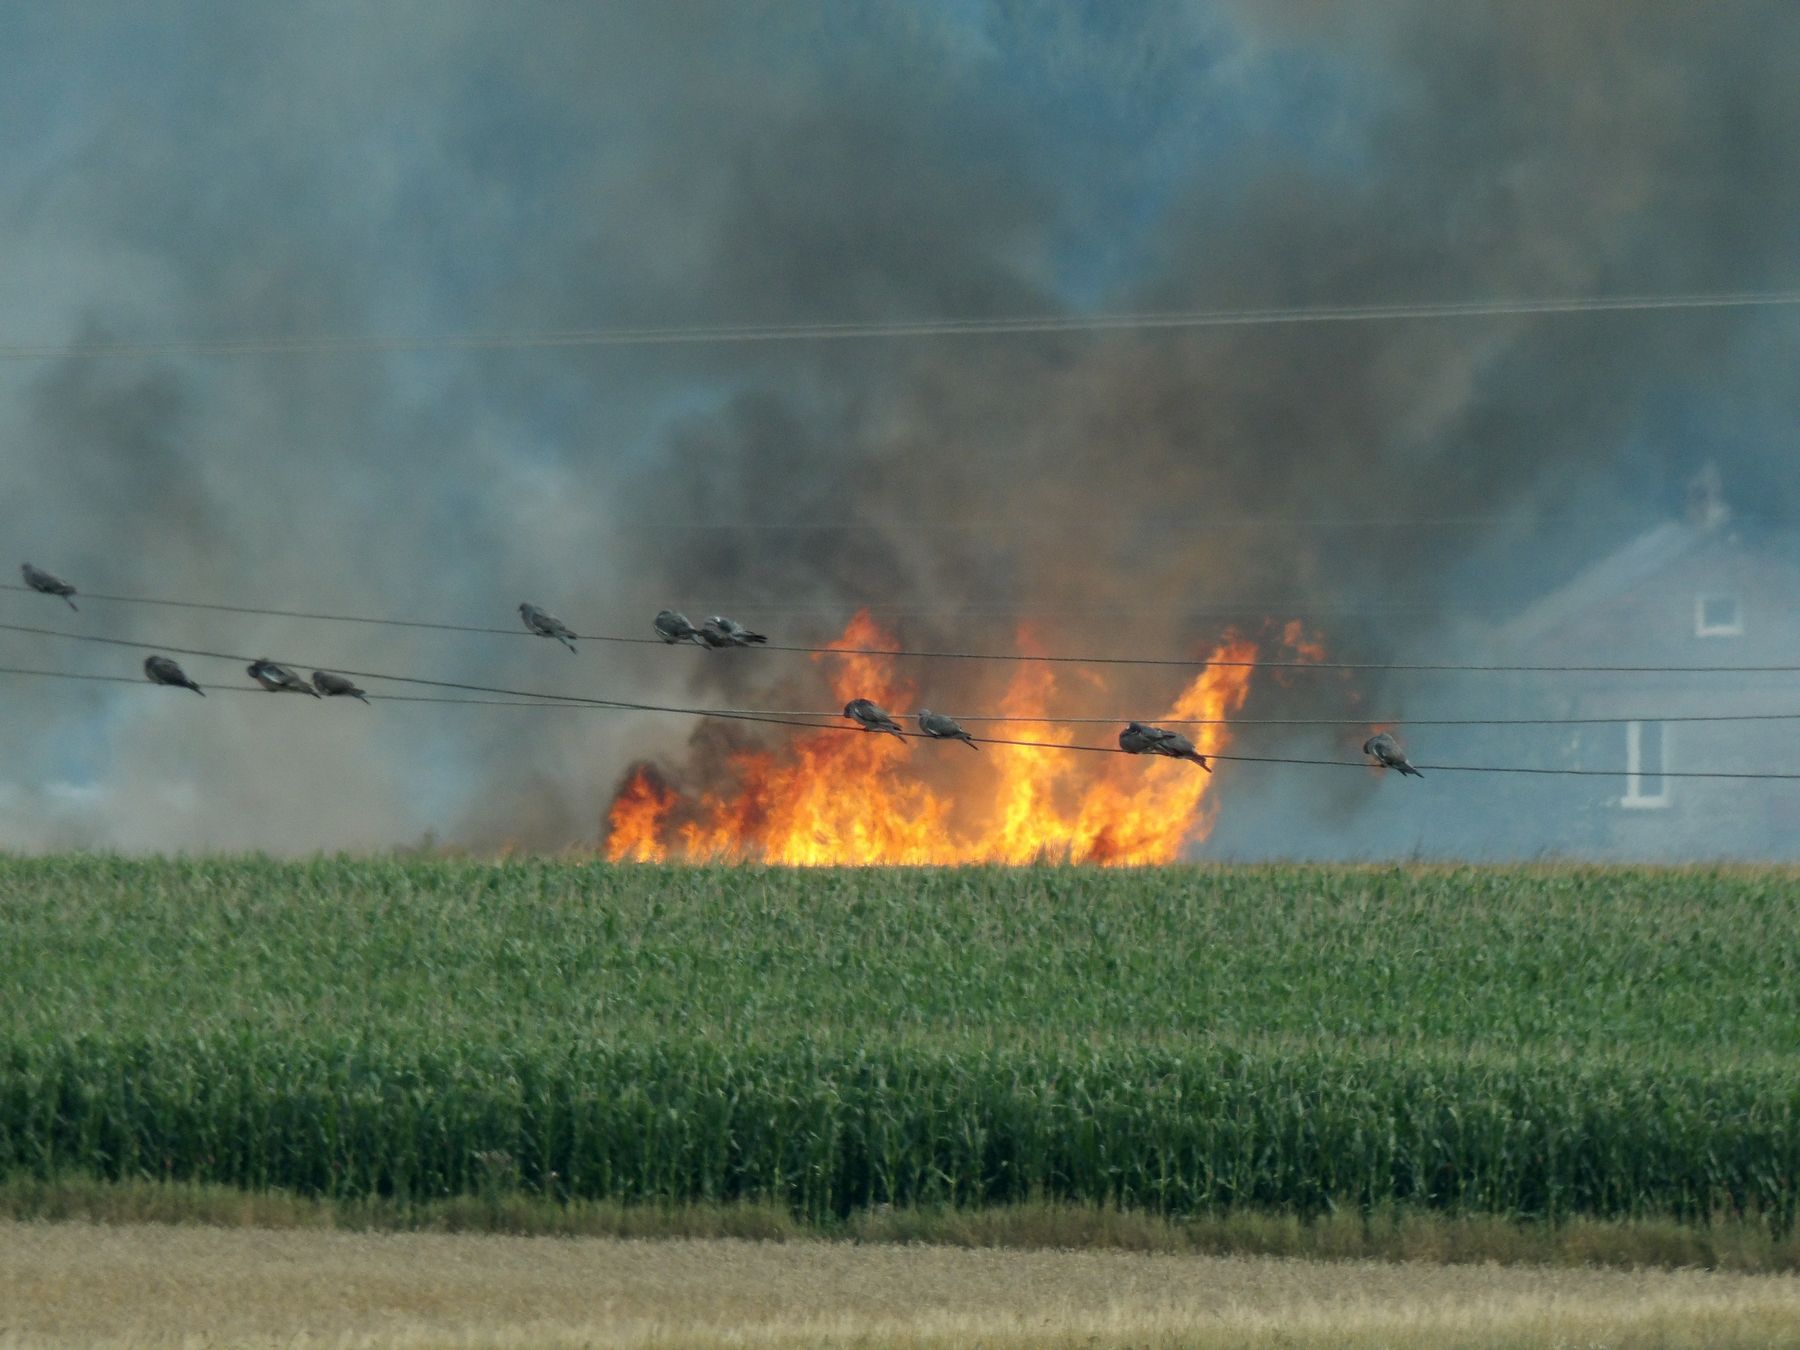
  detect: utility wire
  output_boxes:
[1,288,1796,360]
[2,649,1798,782]
[4,662,1800,729]
[8,586,1800,674]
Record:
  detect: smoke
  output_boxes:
[0,1,1794,855]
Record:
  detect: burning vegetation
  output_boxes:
[604,611,1324,865]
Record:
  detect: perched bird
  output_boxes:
[1119,720,1210,770]
[1118,721,1161,754]
[520,602,578,653]
[20,563,77,610]
[917,709,978,750]
[844,698,906,740]
[1363,731,1423,777]
[247,658,320,696]
[696,620,737,649]
[654,610,708,645]
[1146,726,1210,771]
[706,615,768,646]
[144,654,203,696]
[311,670,370,704]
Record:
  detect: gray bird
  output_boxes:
[654,610,708,645]
[917,709,978,750]
[312,670,370,704]
[706,615,768,646]
[696,621,736,649]
[1363,732,1423,777]
[20,563,77,610]
[247,658,320,696]
[1146,726,1210,771]
[519,602,577,653]
[144,654,203,696]
[1118,721,1161,754]
[844,698,906,740]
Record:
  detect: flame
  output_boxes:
[604,765,681,862]
[604,611,1262,865]
[1281,619,1327,666]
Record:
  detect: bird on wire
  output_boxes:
[1118,721,1162,754]
[697,620,736,648]
[1146,726,1210,771]
[706,615,768,646]
[519,603,578,653]
[654,610,708,645]
[1364,731,1423,777]
[1118,721,1209,769]
[844,698,907,740]
[248,658,321,696]
[144,654,203,696]
[311,670,370,704]
[917,710,979,750]
[20,563,78,610]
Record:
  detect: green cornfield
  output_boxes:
[2,857,1798,1226]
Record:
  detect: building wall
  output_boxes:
[1493,531,1800,859]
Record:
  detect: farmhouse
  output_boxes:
[1486,467,1800,859]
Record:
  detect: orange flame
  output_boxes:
[603,765,681,862]
[604,611,1262,865]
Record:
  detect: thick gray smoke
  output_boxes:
[1,1,1795,855]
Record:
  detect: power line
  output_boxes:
[2,657,1798,782]
[1,288,1795,361]
[7,663,1800,729]
[9,587,1800,675]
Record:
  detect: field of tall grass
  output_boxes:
[1,858,1797,1232]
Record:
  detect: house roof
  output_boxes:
[1490,520,1712,653]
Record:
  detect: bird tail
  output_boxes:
[305,687,322,698]
[886,725,908,741]
[745,633,768,644]
[1183,752,1211,771]
[354,693,371,705]
[961,736,980,751]
[64,596,78,611]
[188,684,205,697]
[558,634,577,653]
[1401,763,1423,778]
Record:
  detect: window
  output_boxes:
[1623,720,1670,809]
[1696,594,1743,637]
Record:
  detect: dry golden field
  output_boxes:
[3,1221,1800,1349]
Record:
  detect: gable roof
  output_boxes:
[1491,520,1711,653]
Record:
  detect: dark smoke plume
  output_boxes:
[1,2,1794,854]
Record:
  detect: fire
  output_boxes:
[605,611,1262,865]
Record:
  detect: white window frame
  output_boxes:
[1695,594,1743,638]
[1622,719,1671,809]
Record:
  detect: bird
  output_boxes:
[1118,721,1161,754]
[706,615,768,646]
[844,698,906,740]
[247,659,320,696]
[20,563,77,610]
[654,610,708,645]
[1364,731,1423,777]
[917,710,978,750]
[1146,726,1211,771]
[696,620,737,649]
[144,655,203,696]
[519,603,577,653]
[311,670,370,704]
